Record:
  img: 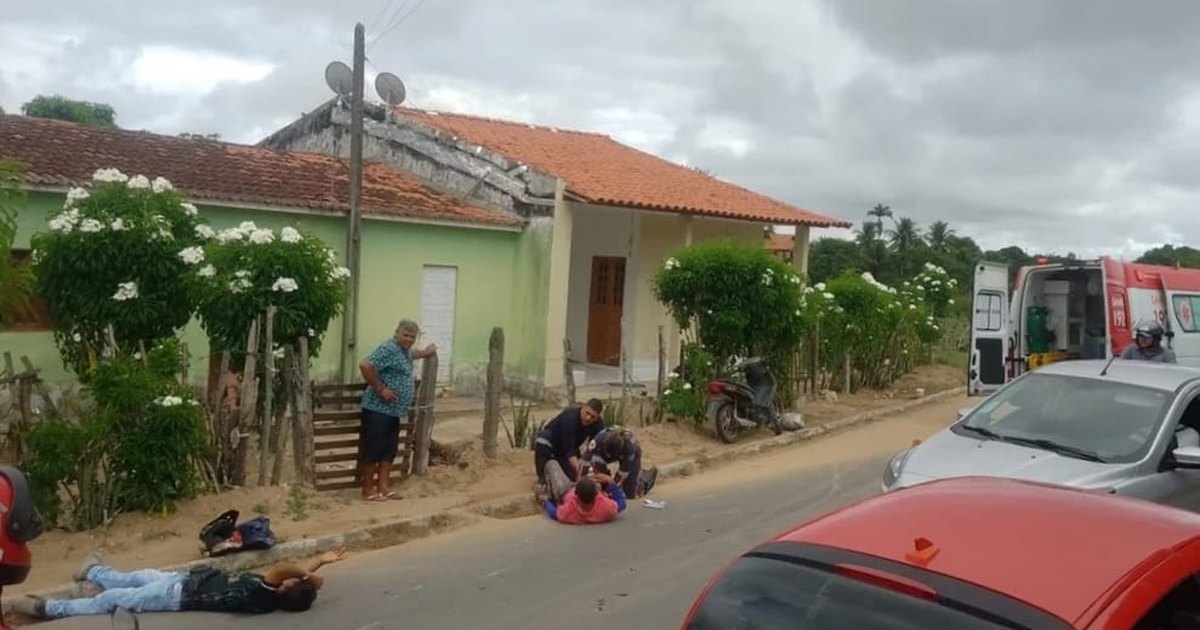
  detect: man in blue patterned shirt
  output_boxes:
[358,319,436,501]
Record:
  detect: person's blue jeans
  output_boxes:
[45,565,185,618]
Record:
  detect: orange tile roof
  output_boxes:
[395,107,851,228]
[0,115,521,227]
[767,233,795,251]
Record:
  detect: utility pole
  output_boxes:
[326,24,406,384]
[339,23,366,384]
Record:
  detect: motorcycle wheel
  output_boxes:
[714,401,742,444]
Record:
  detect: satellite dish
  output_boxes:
[375,72,407,105]
[324,61,354,97]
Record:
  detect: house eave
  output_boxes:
[19,183,525,233]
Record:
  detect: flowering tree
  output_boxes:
[30,169,209,375]
[192,220,350,359]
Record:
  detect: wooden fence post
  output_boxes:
[231,318,260,487]
[291,337,315,485]
[257,307,276,486]
[483,327,504,458]
[271,343,295,486]
[562,339,576,405]
[655,325,666,423]
[412,352,439,475]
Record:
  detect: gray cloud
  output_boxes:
[3,0,1200,259]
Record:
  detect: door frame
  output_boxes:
[586,255,626,366]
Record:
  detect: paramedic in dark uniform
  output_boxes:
[581,426,659,499]
[1119,322,1177,363]
[534,399,605,488]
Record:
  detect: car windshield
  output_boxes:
[956,373,1171,464]
[686,556,1015,630]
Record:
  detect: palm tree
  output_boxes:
[887,217,925,278]
[926,220,955,253]
[868,204,892,233]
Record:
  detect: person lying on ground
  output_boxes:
[533,398,605,491]
[581,426,659,499]
[10,546,349,619]
[537,465,626,525]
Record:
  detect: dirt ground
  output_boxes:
[13,363,963,595]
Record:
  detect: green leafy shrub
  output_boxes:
[21,340,209,529]
[29,170,209,375]
[662,343,715,424]
[653,241,806,381]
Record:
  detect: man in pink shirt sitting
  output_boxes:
[537,461,626,525]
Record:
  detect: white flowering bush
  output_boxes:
[193,221,349,359]
[661,344,715,424]
[900,263,957,318]
[29,169,209,375]
[804,269,945,390]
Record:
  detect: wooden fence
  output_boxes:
[309,382,417,491]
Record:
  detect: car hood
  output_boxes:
[893,428,1128,491]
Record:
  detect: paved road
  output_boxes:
[39,395,967,630]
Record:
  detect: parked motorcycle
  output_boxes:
[705,357,782,443]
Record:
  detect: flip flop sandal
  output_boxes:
[383,491,402,500]
[364,494,386,502]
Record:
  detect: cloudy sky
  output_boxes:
[2,0,1197,258]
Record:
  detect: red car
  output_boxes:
[681,476,1200,629]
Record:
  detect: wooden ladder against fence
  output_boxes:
[310,382,418,491]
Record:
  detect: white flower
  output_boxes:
[155,395,184,407]
[238,221,258,233]
[178,246,205,265]
[92,168,128,183]
[683,382,692,390]
[111,218,126,231]
[229,278,252,293]
[664,389,672,396]
[326,248,339,264]
[815,282,826,291]
[72,333,82,342]
[215,228,243,244]
[948,298,955,305]
[235,269,251,278]
[307,328,316,337]
[133,352,142,360]
[197,264,216,278]
[669,371,679,378]
[151,177,174,193]
[79,218,103,233]
[789,275,800,284]
[328,266,351,281]
[248,228,274,245]
[180,202,199,217]
[909,304,917,310]
[65,187,90,206]
[664,257,680,270]
[280,226,302,243]
[113,281,139,301]
[48,209,80,232]
[273,347,286,359]
[127,174,151,189]
[822,292,835,300]
[272,277,299,293]
[30,249,39,264]
[195,224,215,239]
[795,309,801,316]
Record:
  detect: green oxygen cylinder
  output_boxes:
[1027,305,1053,353]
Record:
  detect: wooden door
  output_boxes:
[587,256,626,366]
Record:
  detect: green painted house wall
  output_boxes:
[2,191,549,392]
